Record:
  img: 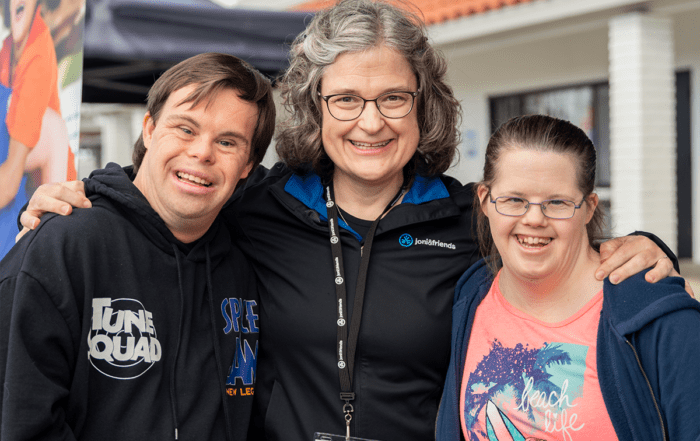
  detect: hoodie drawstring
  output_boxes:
[205,242,234,441]
[171,244,186,440]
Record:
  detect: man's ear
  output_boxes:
[241,161,255,181]
[142,112,154,149]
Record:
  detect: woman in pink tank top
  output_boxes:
[437,114,700,441]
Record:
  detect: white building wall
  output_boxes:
[438,2,699,256]
[79,103,146,177]
[692,64,700,263]
[608,13,676,250]
[674,7,700,263]
[442,25,610,184]
[97,110,141,167]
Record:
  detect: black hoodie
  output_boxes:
[0,163,259,441]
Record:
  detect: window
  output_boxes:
[490,83,611,236]
[490,83,610,187]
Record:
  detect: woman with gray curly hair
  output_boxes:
[276,0,459,180]
[234,2,671,440]
[18,1,679,440]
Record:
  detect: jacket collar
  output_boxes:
[283,171,452,240]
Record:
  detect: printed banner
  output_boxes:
[0,0,84,259]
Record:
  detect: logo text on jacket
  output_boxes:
[399,233,456,250]
[88,297,162,380]
[221,297,259,396]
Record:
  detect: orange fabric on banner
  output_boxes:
[0,6,76,181]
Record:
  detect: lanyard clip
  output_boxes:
[340,392,355,440]
[340,392,355,401]
[343,401,354,440]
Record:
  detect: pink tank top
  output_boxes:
[459,272,618,441]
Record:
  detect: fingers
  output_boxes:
[643,256,675,283]
[21,181,91,230]
[19,210,41,230]
[685,279,696,299]
[596,235,691,296]
[653,268,696,299]
[598,236,626,263]
[56,180,91,208]
[596,235,668,284]
[15,226,31,243]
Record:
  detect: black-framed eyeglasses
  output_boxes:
[318,90,420,121]
[489,194,586,219]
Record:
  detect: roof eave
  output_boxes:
[428,0,648,46]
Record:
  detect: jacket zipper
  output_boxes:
[625,339,666,441]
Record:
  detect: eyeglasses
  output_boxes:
[319,90,420,121]
[489,194,586,219]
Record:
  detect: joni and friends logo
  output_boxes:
[399,233,456,250]
[399,233,414,247]
[88,298,162,380]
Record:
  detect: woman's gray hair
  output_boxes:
[276,0,461,178]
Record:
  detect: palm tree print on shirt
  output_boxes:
[464,340,588,440]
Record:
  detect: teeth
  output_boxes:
[351,140,391,148]
[517,235,552,247]
[177,172,211,187]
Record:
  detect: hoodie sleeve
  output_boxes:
[0,246,81,440]
[634,304,700,440]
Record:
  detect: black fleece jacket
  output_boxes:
[227,164,481,441]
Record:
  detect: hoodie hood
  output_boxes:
[84,163,231,263]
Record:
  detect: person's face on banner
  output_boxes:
[10,0,38,51]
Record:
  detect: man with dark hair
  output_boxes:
[0,53,275,441]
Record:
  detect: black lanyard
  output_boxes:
[325,182,404,439]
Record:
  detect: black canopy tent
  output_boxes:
[82,0,311,103]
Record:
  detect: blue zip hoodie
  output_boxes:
[436,259,700,441]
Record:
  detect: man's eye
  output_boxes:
[219,140,233,147]
[180,127,193,135]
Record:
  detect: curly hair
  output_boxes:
[475,115,606,274]
[276,0,461,178]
